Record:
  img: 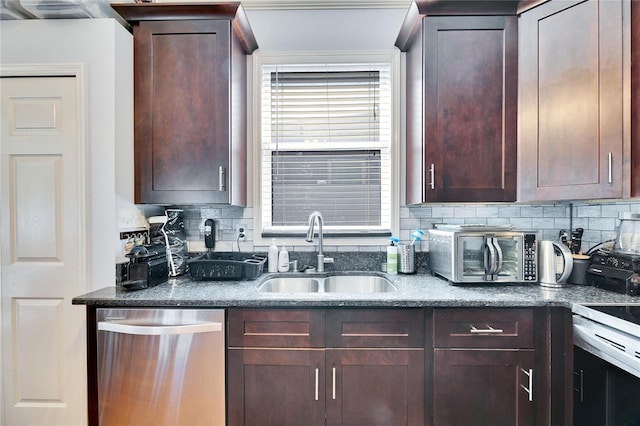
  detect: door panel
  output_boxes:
[11,156,63,261]
[537,1,600,188]
[1,76,84,426]
[135,20,231,204]
[421,16,517,202]
[9,96,62,135]
[325,349,425,426]
[519,0,626,200]
[433,349,536,426]
[227,348,326,426]
[13,298,65,402]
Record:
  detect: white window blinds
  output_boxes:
[261,62,392,235]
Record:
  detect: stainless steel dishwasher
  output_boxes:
[97,308,225,426]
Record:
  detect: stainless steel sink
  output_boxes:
[256,273,397,294]
[256,277,320,293]
[324,275,396,293]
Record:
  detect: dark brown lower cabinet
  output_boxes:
[431,308,558,426]
[227,308,425,426]
[433,349,536,426]
[227,349,326,425]
[325,349,424,426]
[228,307,570,426]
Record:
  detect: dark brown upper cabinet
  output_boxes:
[112,3,257,205]
[395,1,518,204]
[518,0,631,201]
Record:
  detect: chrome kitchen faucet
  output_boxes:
[306,212,334,272]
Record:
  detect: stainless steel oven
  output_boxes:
[572,304,640,425]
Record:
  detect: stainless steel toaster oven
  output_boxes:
[428,225,538,284]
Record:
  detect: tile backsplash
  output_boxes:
[165,200,640,254]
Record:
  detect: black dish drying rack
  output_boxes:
[187,252,267,280]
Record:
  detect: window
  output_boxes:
[257,53,397,239]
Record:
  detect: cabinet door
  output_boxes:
[325,349,425,426]
[227,348,326,426]
[433,349,536,426]
[409,15,517,203]
[134,20,232,204]
[519,0,626,201]
[573,347,607,425]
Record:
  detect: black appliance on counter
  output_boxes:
[572,304,640,424]
[586,251,640,296]
[586,214,640,296]
[121,244,169,290]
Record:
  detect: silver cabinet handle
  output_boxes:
[315,368,319,401]
[469,325,504,334]
[332,367,336,400]
[520,368,533,402]
[608,152,613,184]
[219,166,226,191]
[429,163,435,190]
[98,321,222,336]
[579,369,584,402]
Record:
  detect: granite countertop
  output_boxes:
[72,271,640,308]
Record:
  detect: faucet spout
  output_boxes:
[306,211,324,255]
[305,211,333,272]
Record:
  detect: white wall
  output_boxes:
[246,8,408,51]
[1,18,134,291]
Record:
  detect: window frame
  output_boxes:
[251,50,400,247]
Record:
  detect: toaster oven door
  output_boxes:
[456,234,524,282]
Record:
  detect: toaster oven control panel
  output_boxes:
[523,234,537,281]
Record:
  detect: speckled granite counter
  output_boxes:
[72,271,640,308]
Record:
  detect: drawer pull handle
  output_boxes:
[315,368,319,401]
[520,368,533,402]
[469,325,504,334]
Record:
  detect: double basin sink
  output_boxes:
[257,272,397,294]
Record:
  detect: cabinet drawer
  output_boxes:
[228,309,325,348]
[433,308,534,349]
[326,309,425,348]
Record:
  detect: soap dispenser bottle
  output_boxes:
[268,238,279,272]
[387,237,399,274]
[278,245,290,272]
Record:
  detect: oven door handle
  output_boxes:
[483,238,497,277]
[493,239,503,276]
[484,237,501,279]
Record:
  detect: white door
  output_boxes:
[0,76,86,425]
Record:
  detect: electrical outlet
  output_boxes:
[236,224,246,242]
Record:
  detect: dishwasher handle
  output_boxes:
[98,320,223,336]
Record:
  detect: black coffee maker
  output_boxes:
[121,244,169,290]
